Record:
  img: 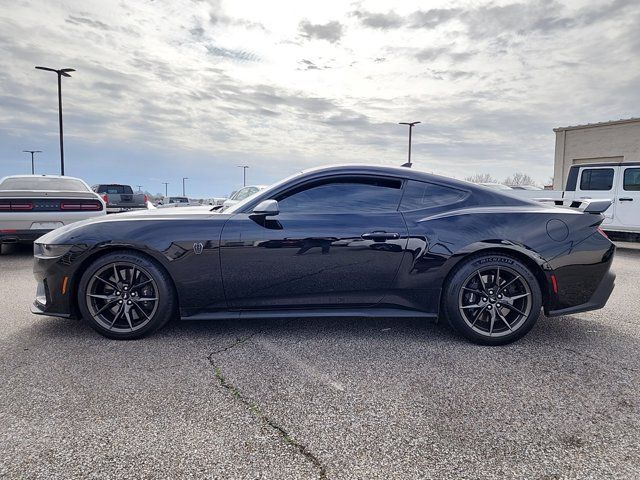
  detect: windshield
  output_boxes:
[231,186,259,201]
[0,177,89,191]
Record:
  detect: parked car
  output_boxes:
[505,162,640,240]
[508,185,543,190]
[220,185,267,210]
[0,175,105,253]
[479,182,513,190]
[32,165,615,345]
[92,184,148,213]
[156,196,192,208]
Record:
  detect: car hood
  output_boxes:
[36,206,231,244]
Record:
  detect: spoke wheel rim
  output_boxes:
[458,265,532,338]
[86,262,159,333]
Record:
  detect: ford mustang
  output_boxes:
[31,165,615,345]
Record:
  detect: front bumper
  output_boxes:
[31,249,82,319]
[547,268,616,317]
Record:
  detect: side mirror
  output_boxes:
[252,199,279,216]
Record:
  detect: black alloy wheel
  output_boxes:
[78,251,176,339]
[443,253,542,345]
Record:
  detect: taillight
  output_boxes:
[144,194,148,203]
[60,201,103,211]
[597,227,609,239]
[10,202,34,210]
[102,193,109,203]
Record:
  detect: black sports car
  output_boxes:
[32,165,616,345]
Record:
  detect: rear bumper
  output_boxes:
[106,206,147,214]
[1,229,50,243]
[547,269,615,317]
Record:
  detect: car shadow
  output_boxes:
[0,242,33,257]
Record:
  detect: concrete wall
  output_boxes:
[553,119,640,189]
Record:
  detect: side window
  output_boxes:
[399,180,467,211]
[277,177,402,213]
[623,168,640,191]
[580,168,614,191]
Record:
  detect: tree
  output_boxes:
[503,172,537,187]
[464,173,498,184]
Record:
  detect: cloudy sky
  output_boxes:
[1,0,638,196]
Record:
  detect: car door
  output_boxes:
[219,175,409,309]
[615,166,640,229]
[575,166,616,226]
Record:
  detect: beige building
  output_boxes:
[553,117,640,189]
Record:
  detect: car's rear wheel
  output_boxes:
[443,253,542,345]
[77,251,176,339]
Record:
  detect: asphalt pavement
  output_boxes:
[0,243,638,479]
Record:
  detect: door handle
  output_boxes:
[361,231,400,241]
[579,196,591,199]
[619,197,634,201]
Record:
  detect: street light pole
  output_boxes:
[22,150,42,174]
[182,177,188,196]
[162,182,169,197]
[237,165,249,186]
[35,66,75,176]
[399,121,421,168]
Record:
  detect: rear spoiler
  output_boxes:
[531,197,612,214]
[579,199,612,214]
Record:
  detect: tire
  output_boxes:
[442,253,542,345]
[77,251,176,339]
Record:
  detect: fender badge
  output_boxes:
[193,242,204,255]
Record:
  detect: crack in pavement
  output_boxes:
[207,328,328,480]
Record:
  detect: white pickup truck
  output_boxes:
[508,162,640,240]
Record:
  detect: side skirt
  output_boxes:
[181,307,438,321]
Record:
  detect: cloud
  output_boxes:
[205,45,260,62]
[0,0,639,193]
[66,15,113,31]
[352,10,404,29]
[414,47,475,63]
[298,20,343,43]
[409,9,461,29]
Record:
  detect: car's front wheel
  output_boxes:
[443,253,542,345]
[77,251,176,339]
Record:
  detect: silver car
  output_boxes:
[221,185,268,210]
[0,175,105,252]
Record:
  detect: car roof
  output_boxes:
[279,164,538,202]
[297,164,477,189]
[1,174,80,180]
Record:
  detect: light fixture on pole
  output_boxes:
[237,165,249,186]
[399,121,420,168]
[22,150,42,174]
[35,66,75,176]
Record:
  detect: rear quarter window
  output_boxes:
[400,180,467,211]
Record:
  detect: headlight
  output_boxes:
[34,243,72,259]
